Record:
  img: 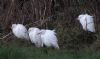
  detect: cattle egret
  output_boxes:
[11,24,29,40]
[28,27,43,47]
[40,29,59,49]
[77,14,95,32]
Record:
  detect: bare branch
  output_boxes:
[0,32,12,40]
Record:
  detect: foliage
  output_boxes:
[0,0,100,50]
[0,46,100,59]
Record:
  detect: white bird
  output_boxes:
[77,14,95,32]
[40,29,59,49]
[28,27,43,47]
[11,24,29,40]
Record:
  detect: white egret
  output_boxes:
[77,14,95,32]
[40,29,59,49]
[11,24,30,40]
[28,27,43,47]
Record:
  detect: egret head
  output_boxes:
[77,14,85,20]
[11,24,17,29]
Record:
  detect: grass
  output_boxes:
[0,0,99,59]
[0,27,100,59]
[0,26,100,59]
[0,46,100,59]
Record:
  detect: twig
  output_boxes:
[0,32,12,40]
[0,12,64,40]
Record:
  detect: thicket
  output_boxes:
[0,0,100,50]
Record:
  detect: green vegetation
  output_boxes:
[0,46,100,59]
[0,0,100,59]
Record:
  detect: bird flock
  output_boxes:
[11,24,59,49]
[11,14,96,49]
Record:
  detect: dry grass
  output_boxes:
[0,0,100,50]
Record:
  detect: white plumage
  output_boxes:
[78,14,95,32]
[11,24,30,40]
[28,27,43,47]
[40,29,59,49]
